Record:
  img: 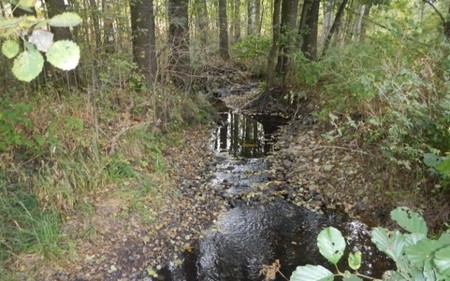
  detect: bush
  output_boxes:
[232,35,271,76]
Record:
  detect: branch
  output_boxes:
[421,0,446,27]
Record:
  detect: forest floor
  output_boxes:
[25,82,448,281]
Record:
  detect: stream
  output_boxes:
[157,98,392,281]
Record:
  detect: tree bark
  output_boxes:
[88,0,101,50]
[322,0,335,46]
[102,0,115,53]
[322,0,349,56]
[247,0,257,35]
[300,0,320,60]
[276,0,298,76]
[446,5,450,39]
[359,2,372,42]
[233,0,241,42]
[266,0,281,91]
[168,0,190,87]
[219,0,230,60]
[130,0,157,83]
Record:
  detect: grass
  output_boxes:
[0,82,214,278]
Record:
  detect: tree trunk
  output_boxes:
[445,5,450,39]
[255,0,261,34]
[247,0,256,35]
[102,0,115,53]
[359,2,371,42]
[322,0,348,56]
[88,0,101,50]
[352,4,365,42]
[130,0,157,83]
[168,0,190,87]
[276,0,298,77]
[266,0,281,91]
[193,0,208,46]
[233,0,241,42]
[322,0,335,46]
[300,0,320,60]
[219,0,230,60]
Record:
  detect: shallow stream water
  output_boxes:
[158,98,392,281]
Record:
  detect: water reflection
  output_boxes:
[212,110,284,158]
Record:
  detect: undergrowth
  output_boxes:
[0,81,214,277]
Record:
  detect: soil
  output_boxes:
[20,82,448,281]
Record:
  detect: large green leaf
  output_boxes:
[433,245,450,276]
[390,207,428,235]
[317,227,346,264]
[46,40,80,70]
[48,12,82,27]
[404,233,427,246]
[2,39,20,59]
[290,265,334,281]
[12,49,44,82]
[371,228,405,262]
[348,251,361,270]
[404,238,440,266]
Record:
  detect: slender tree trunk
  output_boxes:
[194,0,208,46]
[102,0,115,53]
[168,0,190,87]
[247,0,256,35]
[342,0,355,44]
[266,0,281,91]
[322,0,349,56]
[88,0,101,50]
[353,4,365,43]
[445,5,450,39]
[233,0,241,42]
[130,0,157,82]
[300,0,320,60]
[255,0,261,34]
[359,2,371,42]
[276,0,298,77]
[322,0,335,46]
[219,0,230,60]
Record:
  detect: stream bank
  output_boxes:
[35,82,441,281]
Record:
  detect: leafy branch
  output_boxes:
[1,1,82,82]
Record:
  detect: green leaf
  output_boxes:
[348,251,361,270]
[12,49,44,82]
[390,206,428,235]
[436,159,450,177]
[404,233,427,246]
[404,238,440,266]
[46,40,80,70]
[317,227,346,265]
[290,265,334,281]
[371,228,405,262]
[28,29,54,52]
[48,12,82,27]
[2,39,20,59]
[433,245,450,276]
